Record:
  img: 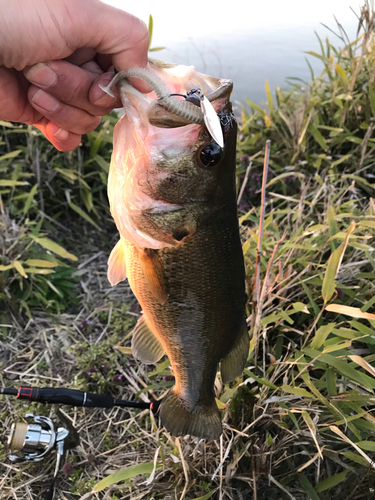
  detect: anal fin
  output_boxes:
[220,321,249,385]
[131,315,165,364]
[108,239,127,286]
[139,248,168,304]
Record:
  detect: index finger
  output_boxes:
[88,7,150,92]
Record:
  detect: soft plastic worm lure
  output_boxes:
[100,68,225,147]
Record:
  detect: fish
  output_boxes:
[105,60,249,440]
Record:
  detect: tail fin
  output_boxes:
[159,390,222,440]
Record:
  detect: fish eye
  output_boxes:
[197,143,223,168]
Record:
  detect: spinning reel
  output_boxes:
[2,386,159,499]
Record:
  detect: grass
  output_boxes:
[1,3,375,500]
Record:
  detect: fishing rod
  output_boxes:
[0,386,160,410]
[1,386,160,500]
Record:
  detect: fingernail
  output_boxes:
[31,89,60,112]
[25,63,57,87]
[93,93,117,106]
[54,128,69,141]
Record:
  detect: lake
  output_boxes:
[105,0,361,106]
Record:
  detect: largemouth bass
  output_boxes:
[106,61,249,440]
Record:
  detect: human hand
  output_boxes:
[0,0,149,151]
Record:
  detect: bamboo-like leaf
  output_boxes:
[342,174,375,188]
[23,184,38,215]
[309,123,328,150]
[362,295,375,312]
[149,46,165,52]
[359,220,375,229]
[94,154,109,173]
[369,82,375,117]
[348,355,375,377]
[25,259,58,268]
[266,171,305,188]
[46,280,63,297]
[303,348,375,389]
[335,63,349,85]
[191,489,219,500]
[326,205,338,237]
[341,451,371,467]
[54,167,78,183]
[281,385,313,398]
[30,235,78,261]
[0,121,16,128]
[0,150,22,162]
[322,222,355,303]
[297,473,320,500]
[13,260,27,278]
[330,425,375,468]
[244,370,278,389]
[23,268,54,274]
[0,263,15,271]
[148,14,153,49]
[215,398,226,410]
[315,471,349,492]
[0,179,28,187]
[93,461,159,492]
[298,449,323,473]
[306,50,325,61]
[326,304,375,320]
[311,323,335,349]
[330,153,352,169]
[147,358,170,376]
[265,79,274,112]
[68,202,100,229]
[302,411,323,458]
[322,341,351,353]
[245,98,265,117]
[264,111,271,128]
[326,367,337,396]
[356,441,375,451]
[115,346,132,354]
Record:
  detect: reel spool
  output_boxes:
[7,411,79,500]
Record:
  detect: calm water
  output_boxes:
[154,23,359,108]
[106,0,360,106]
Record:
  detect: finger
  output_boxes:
[0,67,42,124]
[66,50,112,73]
[33,118,81,151]
[28,85,102,135]
[89,70,125,107]
[64,48,97,66]
[1,0,149,78]
[80,60,103,76]
[24,61,118,115]
[87,5,150,93]
[96,54,113,72]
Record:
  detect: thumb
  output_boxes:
[87,1,149,71]
[82,0,151,93]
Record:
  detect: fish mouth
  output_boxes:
[100,60,233,130]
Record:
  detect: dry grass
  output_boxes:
[1,170,374,500]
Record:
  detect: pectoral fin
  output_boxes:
[139,248,169,304]
[220,321,250,385]
[131,315,165,364]
[107,239,127,286]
